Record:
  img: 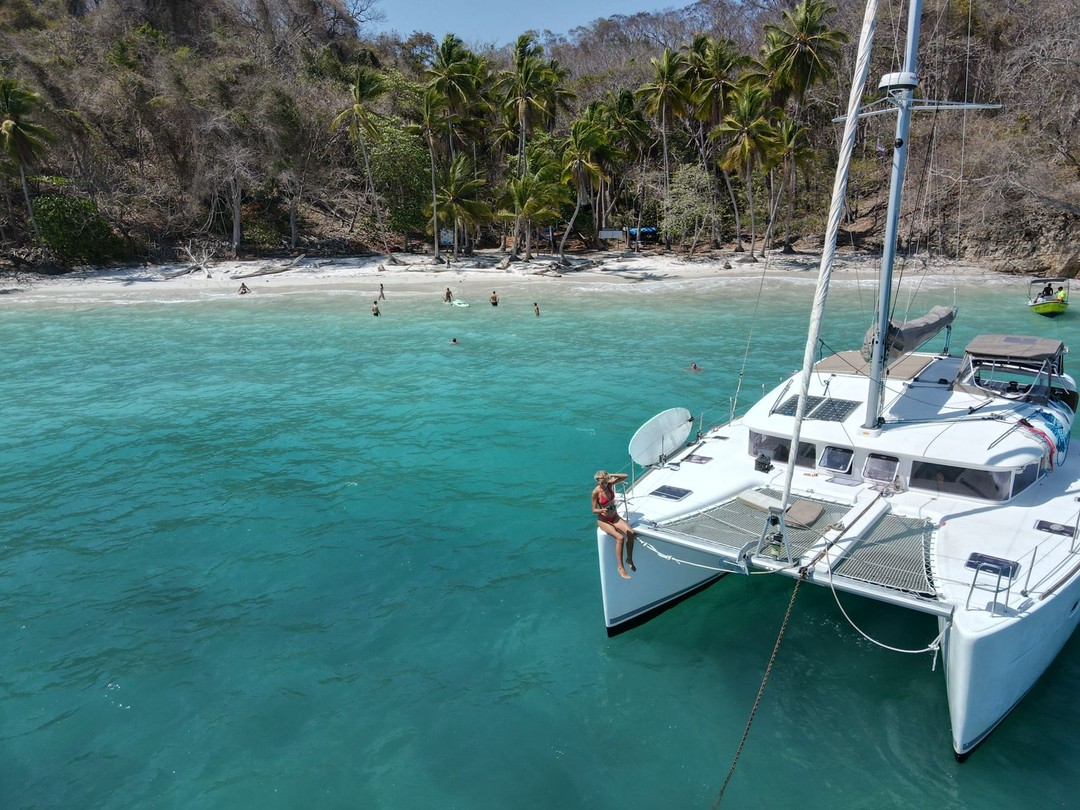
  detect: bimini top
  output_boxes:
[964,335,1065,365]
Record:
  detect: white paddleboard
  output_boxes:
[628,407,693,467]
[451,300,469,307]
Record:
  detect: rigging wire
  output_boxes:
[729,241,778,420]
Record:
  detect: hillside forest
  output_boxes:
[0,0,1077,273]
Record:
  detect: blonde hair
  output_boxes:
[594,470,609,482]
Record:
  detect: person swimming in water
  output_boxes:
[592,470,635,579]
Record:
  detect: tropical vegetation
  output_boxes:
[0,0,1076,271]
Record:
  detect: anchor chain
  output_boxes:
[713,579,801,808]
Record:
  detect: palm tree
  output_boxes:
[498,35,573,178]
[407,89,448,259]
[638,48,690,203]
[763,0,847,251]
[711,80,779,260]
[764,0,846,111]
[687,36,750,247]
[436,154,491,259]
[597,90,650,238]
[0,78,52,242]
[330,66,389,252]
[500,162,563,260]
[427,35,480,160]
[769,119,812,250]
[559,118,608,264]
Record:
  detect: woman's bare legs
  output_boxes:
[599,521,631,578]
[614,517,636,571]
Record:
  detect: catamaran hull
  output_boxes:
[943,571,1080,759]
[598,529,731,636]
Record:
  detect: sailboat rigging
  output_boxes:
[596,0,1080,761]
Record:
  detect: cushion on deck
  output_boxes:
[786,499,824,528]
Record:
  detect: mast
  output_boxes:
[862,0,924,430]
[780,0,880,509]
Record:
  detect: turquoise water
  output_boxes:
[2,272,1079,808]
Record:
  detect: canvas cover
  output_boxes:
[862,305,958,361]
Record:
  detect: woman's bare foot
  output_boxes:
[618,566,631,579]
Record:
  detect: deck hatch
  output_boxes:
[965,553,1020,579]
[1035,520,1075,537]
[651,485,692,501]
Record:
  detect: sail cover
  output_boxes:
[862,305,957,360]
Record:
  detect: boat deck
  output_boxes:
[655,487,938,597]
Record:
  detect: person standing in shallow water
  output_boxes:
[490,290,499,307]
[444,287,453,303]
[379,283,386,300]
[593,470,635,579]
[533,302,540,317]
[371,300,380,316]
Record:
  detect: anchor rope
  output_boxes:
[713,579,802,808]
[635,537,728,572]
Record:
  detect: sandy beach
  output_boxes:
[0,248,1008,307]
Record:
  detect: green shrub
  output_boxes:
[32,193,124,265]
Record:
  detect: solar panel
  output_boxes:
[812,398,860,422]
[775,395,824,416]
[774,395,860,422]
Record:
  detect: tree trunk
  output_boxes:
[358,135,390,254]
[229,175,242,255]
[560,184,583,264]
[428,140,440,259]
[18,164,41,242]
[746,171,757,260]
[723,169,743,251]
[289,193,298,249]
[782,158,796,254]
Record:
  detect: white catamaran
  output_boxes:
[598,0,1080,760]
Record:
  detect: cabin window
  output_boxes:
[748,432,816,467]
[819,445,853,474]
[863,453,900,483]
[795,442,817,468]
[1012,462,1042,497]
[910,461,1011,501]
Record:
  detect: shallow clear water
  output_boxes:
[2,270,1079,808]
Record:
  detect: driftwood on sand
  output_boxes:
[169,242,217,279]
[231,254,307,280]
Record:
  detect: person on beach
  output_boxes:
[533,302,540,317]
[444,287,453,303]
[379,283,386,300]
[490,290,499,307]
[238,283,250,295]
[593,470,635,579]
[371,300,380,316]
